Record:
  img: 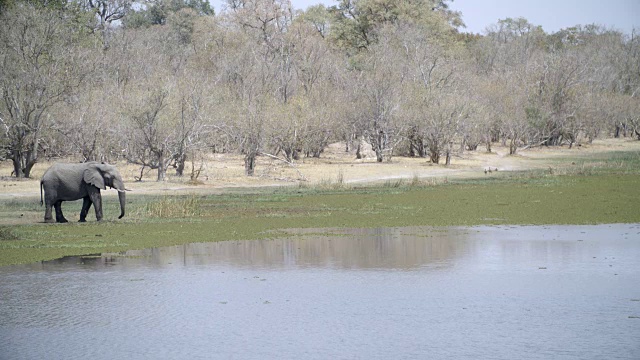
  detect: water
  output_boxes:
[1,224,639,360]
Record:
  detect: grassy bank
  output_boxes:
[1,150,639,266]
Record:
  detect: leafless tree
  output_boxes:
[356,27,405,162]
[0,4,90,177]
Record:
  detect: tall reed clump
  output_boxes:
[315,169,348,190]
[144,194,202,218]
[336,169,345,187]
[383,178,405,188]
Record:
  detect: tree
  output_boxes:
[258,15,339,162]
[498,73,529,155]
[526,48,586,147]
[467,76,502,152]
[79,0,133,48]
[171,78,212,176]
[470,17,546,74]
[398,23,464,163]
[0,4,90,177]
[124,0,213,29]
[223,0,307,175]
[0,0,15,13]
[298,4,331,39]
[58,86,122,162]
[123,88,171,181]
[112,19,207,181]
[329,0,459,53]
[356,27,404,162]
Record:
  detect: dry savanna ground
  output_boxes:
[1,138,640,201]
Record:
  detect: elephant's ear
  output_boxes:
[84,167,106,190]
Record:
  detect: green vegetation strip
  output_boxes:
[1,171,639,266]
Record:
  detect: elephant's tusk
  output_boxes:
[117,189,127,193]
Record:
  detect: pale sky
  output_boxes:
[449,0,639,34]
[210,0,640,35]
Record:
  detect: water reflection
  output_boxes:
[33,226,474,271]
[28,224,640,273]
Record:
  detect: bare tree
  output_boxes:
[123,89,173,181]
[0,4,90,177]
[172,79,211,176]
[526,48,586,147]
[122,80,211,181]
[59,87,121,162]
[356,27,405,162]
[398,24,465,163]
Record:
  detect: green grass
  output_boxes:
[1,150,639,267]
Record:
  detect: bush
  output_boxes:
[144,194,202,218]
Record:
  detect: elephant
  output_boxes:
[40,162,127,223]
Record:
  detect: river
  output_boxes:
[1,224,639,359]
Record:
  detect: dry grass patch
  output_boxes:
[1,138,639,202]
[138,194,202,218]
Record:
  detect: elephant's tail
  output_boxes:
[40,181,44,206]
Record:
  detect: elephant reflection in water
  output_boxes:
[40,162,127,223]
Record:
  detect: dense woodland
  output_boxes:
[1,0,639,180]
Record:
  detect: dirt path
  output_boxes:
[1,138,639,201]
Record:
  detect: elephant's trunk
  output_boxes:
[118,190,126,219]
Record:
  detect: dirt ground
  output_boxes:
[1,138,639,200]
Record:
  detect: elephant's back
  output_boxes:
[42,163,88,200]
[43,163,87,177]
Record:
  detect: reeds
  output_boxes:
[143,194,202,218]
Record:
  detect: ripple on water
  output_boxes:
[1,224,639,360]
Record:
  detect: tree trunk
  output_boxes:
[374,130,385,162]
[157,166,167,181]
[430,150,440,164]
[11,156,24,178]
[356,142,362,159]
[245,153,256,176]
[23,159,36,178]
[175,153,187,176]
[509,139,518,155]
[157,154,167,181]
[283,147,297,162]
[11,150,37,178]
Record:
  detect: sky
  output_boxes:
[449,0,639,34]
[209,0,640,35]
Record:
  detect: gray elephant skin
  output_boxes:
[40,162,127,223]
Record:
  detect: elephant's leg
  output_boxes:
[79,197,92,223]
[44,200,55,223]
[89,189,103,221]
[54,200,68,223]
